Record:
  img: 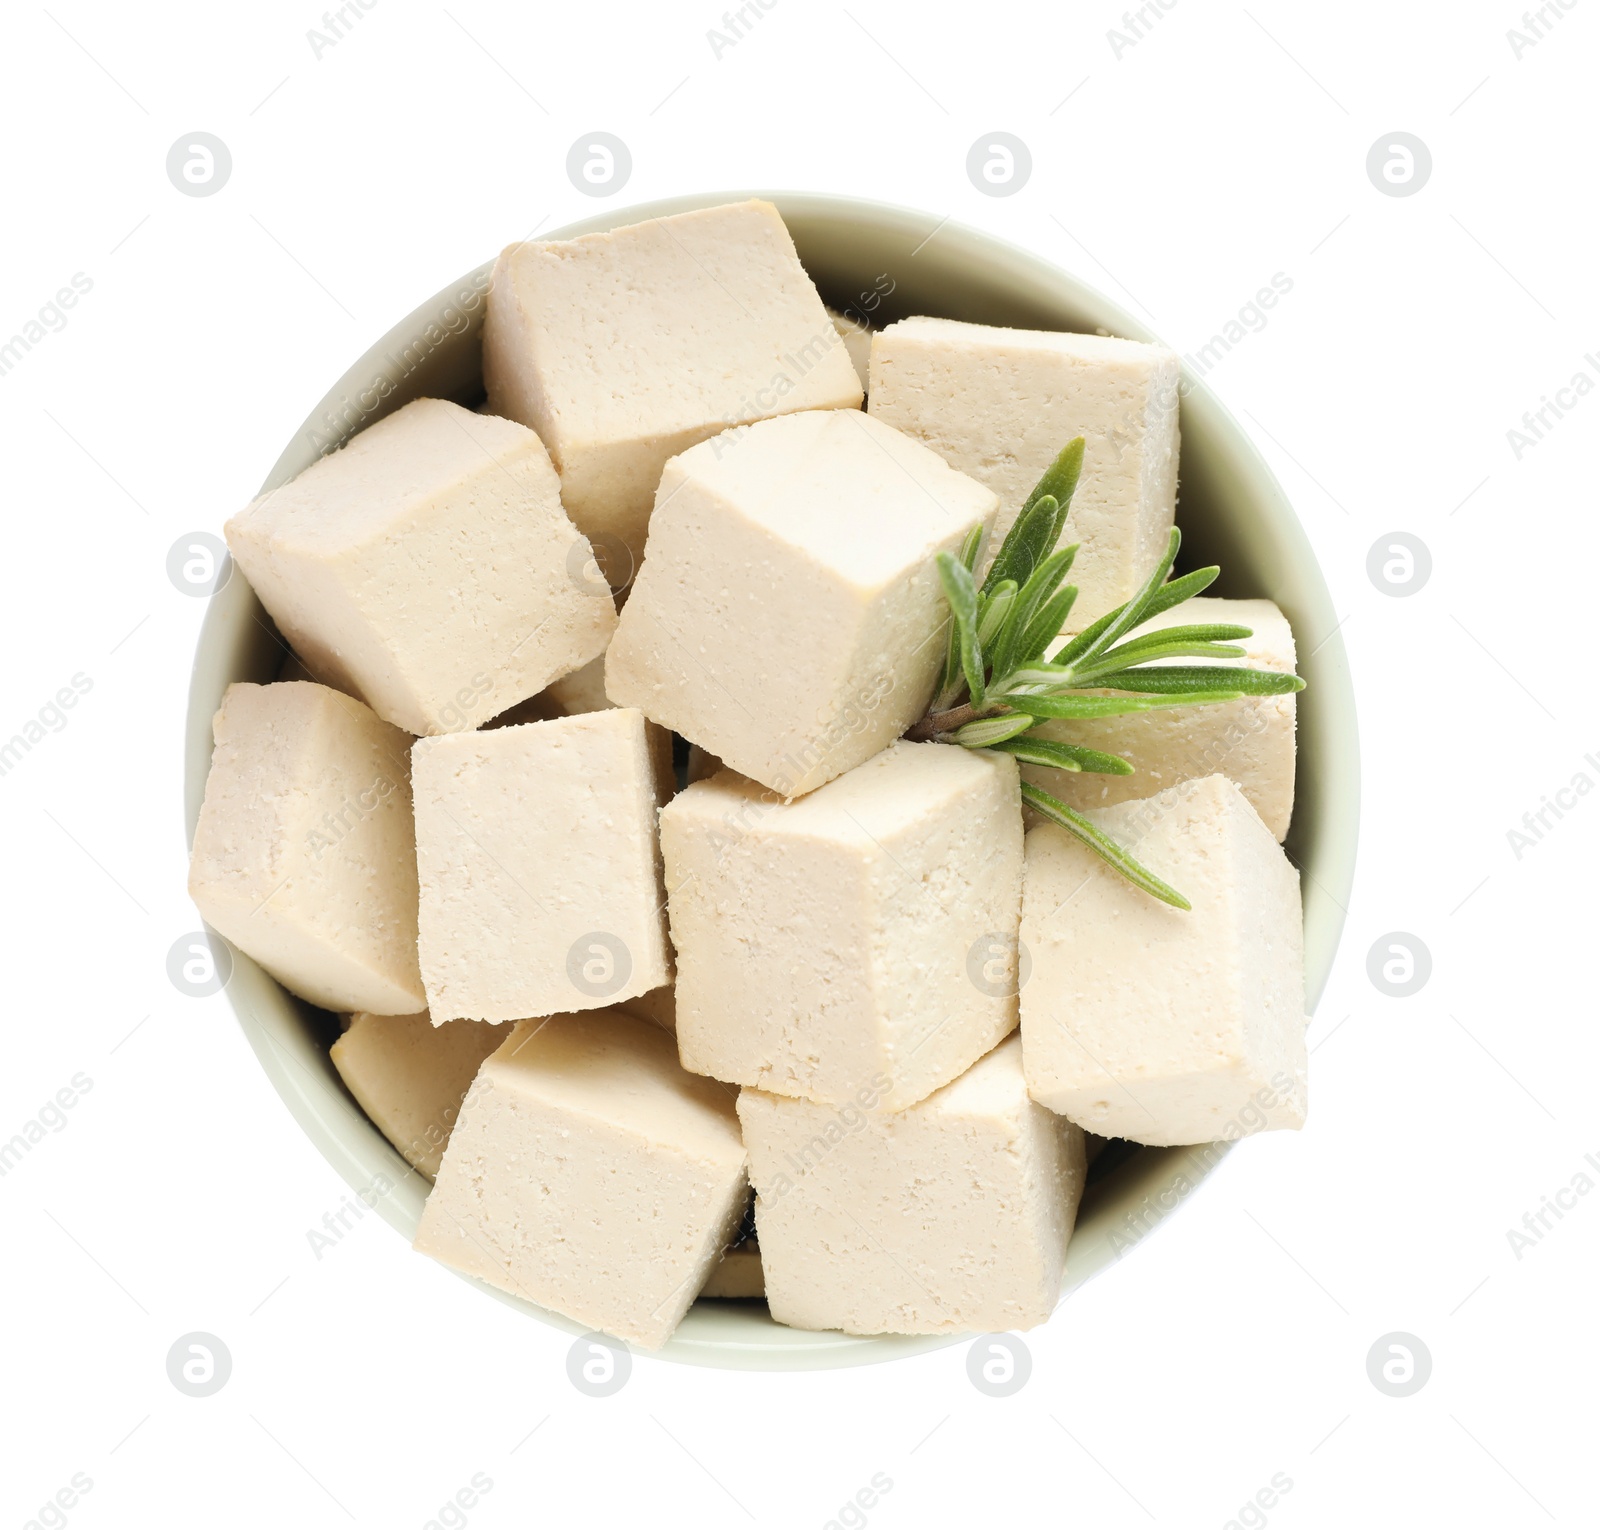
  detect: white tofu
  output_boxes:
[1020,774,1306,1146]
[483,200,862,583]
[868,316,1179,620]
[330,1012,511,1178]
[1026,598,1298,841]
[188,682,425,1014]
[607,411,996,796]
[226,398,615,736]
[411,709,672,1022]
[826,306,872,393]
[739,1035,1085,1335]
[661,742,1023,1111]
[414,1010,748,1349]
[700,1237,764,1299]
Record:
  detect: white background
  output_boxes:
[2,1,1596,1525]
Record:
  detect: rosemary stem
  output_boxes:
[905,701,1006,741]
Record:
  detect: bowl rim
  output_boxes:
[185,189,1359,1370]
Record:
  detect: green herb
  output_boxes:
[907,436,1305,910]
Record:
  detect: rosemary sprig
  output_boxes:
[908,436,1306,910]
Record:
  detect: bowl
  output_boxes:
[184,191,1359,1370]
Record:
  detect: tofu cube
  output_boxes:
[411,709,672,1022]
[661,742,1023,1111]
[188,682,425,1014]
[331,1012,511,1177]
[1020,774,1306,1145]
[868,316,1179,620]
[1025,598,1298,840]
[607,411,997,796]
[483,200,862,583]
[414,1010,748,1349]
[225,397,616,736]
[739,1035,1086,1335]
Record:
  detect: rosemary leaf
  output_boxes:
[1021,782,1192,910]
[989,736,1135,775]
[1102,622,1256,653]
[1077,525,1183,663]
[977,580,1018,647]
[1001,663,1074,687]
[1069,640,1248,683]
[958,520,987,575]
[1016,583,1081,668]
[953,712,1036,748]
[983,493,1059,595]
[1047,605,1121,669]
[1018,436,1085,548]
[1008,494,1059,588]
[936,552,986,707]
[1090,666,1305,697]
[1006,692,1185,720]
[991,546,1078,679]
[1136,563,1222,623]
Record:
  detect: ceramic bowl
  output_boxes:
[184,191,1359,1370]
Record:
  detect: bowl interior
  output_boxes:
[185,191,1358,1370]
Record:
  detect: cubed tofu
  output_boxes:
[1020,774,1306,1145]
[225,398,615,736]
[188,682,425,1014]
[868,317,1179,620]
[739,1035,1085,1335]
[414,1010,748,1349]
[606,410,996,796]
[661,742,1023,1111]
[1025,598,1298,840]
[411,709,672,1022]
[826,307,872,394]
[483,200,862,584]
[331,1012,511,1177]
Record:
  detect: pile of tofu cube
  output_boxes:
[189,199,1307,1350]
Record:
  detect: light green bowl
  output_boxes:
[185,191,1359,1370]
